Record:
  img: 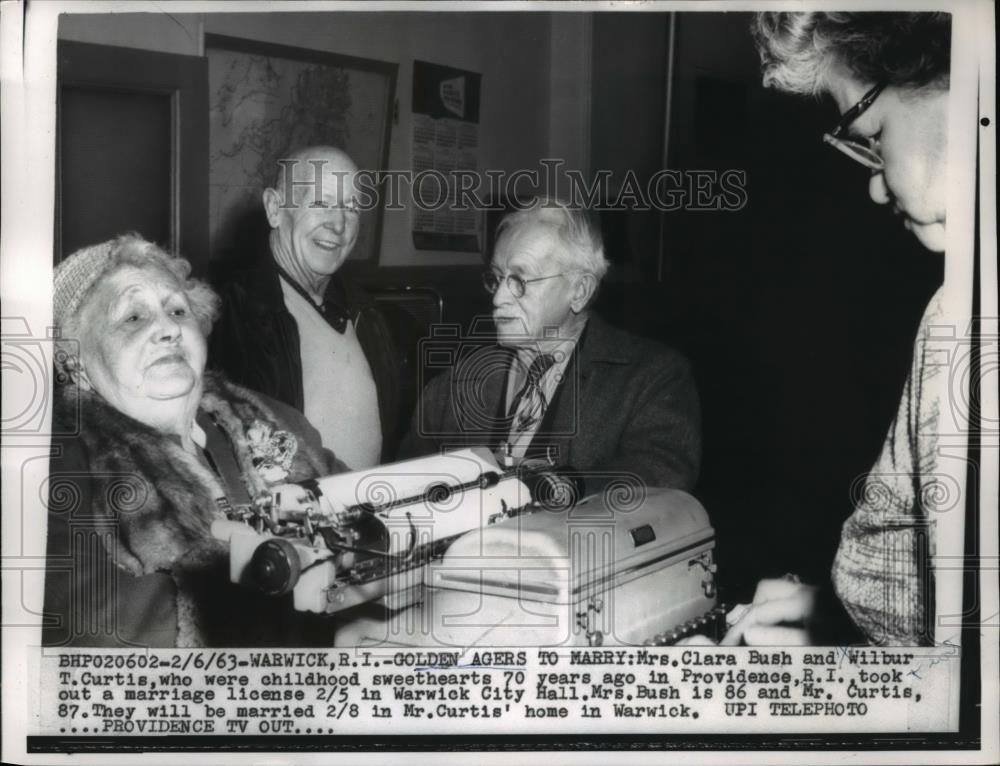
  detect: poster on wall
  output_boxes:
[411,59,483,252]
[206,34,397,263]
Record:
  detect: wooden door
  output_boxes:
[56,40,208,273]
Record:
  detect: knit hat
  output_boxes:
[53,240,117,329]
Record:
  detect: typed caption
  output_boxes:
[34,646,959,736]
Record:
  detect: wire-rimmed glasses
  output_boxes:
[482,271,567,298]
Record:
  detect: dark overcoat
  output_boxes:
[400,315,701,494]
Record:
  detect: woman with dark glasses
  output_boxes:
[724,12,953,646]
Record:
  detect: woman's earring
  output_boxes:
[66,357,91,390]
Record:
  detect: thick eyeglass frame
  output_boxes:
[482,270,567,298]
[823,81,888,171]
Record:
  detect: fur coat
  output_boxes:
[44,372,339,647]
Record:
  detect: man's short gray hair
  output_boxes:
[495,199,609,281]
[53,234,219,383]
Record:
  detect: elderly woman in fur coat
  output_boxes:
[43,234,346,647]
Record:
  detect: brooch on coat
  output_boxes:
[246,421,298,483]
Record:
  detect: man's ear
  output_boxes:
[570,272,598,314]
[262,188,283,228]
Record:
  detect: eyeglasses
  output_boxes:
[482,271,567,298]
[823,81,887,171]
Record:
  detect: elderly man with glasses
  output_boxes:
[400,200,701,496]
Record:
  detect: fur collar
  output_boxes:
[56,372,328,646]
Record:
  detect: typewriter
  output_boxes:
[212,449,725,647]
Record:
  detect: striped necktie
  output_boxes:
[508,353,556,433]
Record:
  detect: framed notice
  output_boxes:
[411,59,483,252]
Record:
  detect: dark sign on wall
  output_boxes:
[411,60,483,253]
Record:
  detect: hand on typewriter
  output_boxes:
[720,575,819,646]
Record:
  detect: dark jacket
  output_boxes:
[400,315,701,493]
[209,243,400,462]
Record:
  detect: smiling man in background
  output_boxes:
[210,145,398,468]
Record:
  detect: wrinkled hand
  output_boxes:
[721,577,818,646]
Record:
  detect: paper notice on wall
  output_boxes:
[412,60,482,252]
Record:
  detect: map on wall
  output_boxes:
[206,35,397,263]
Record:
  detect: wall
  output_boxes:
[58,9,592,268]
[590,11,670,286]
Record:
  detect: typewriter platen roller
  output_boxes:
[212,449,723,647]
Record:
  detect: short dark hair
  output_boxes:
[752,12,952,96]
